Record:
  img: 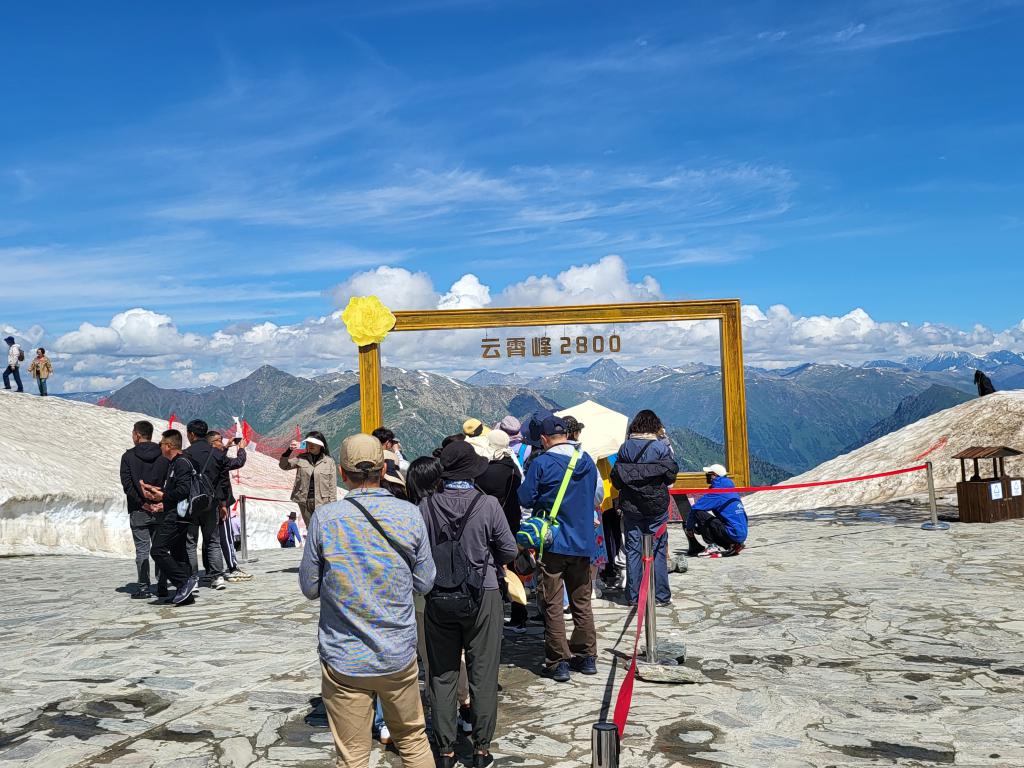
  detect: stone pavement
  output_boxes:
[2,502,1023,768]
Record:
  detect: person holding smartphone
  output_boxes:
[279,431,338,526]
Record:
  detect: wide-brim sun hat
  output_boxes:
[440,440,490,481]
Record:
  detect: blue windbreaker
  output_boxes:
[691,476,748,542]
[517,443,600,558]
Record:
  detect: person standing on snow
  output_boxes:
[27,348,52,396]
[3,336,24,392]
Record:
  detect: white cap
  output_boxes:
[702,464,729,477]
[305,436,325,448]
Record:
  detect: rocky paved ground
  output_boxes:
[2,502,1023,768]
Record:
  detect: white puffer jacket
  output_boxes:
[6,343,21,368]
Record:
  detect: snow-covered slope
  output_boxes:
[746,390,1024,514]
[0,392,297,557]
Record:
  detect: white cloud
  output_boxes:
[497,255,663,306]
[329,266,438,310]
[439,274,491,310]
[56,309,204,356]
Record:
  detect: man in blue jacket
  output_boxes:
[518,416,601,683]
[685,464,748,557]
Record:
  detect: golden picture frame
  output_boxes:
[356,299,750,488]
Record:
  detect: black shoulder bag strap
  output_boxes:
[346,497,414,572]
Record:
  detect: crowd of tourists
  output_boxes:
[115,404,749,768]
[289,410,748,768]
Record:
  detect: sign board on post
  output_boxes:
[990,482,1004,501]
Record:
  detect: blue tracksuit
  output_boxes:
[688,477,748,543]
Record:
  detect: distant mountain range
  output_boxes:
[97,350,1015,483]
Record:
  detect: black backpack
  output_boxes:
[425,493,486,621]
[182,451,217,520]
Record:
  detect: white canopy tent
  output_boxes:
[555,399,629,460]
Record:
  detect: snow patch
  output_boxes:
[0,392,294,557]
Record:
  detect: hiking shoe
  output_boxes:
[722,543,745,557]
[656,599,673,608]
[378,725,391,745]
[458,706,473,734]
[698,544,724,558]
[543,661,572,683]
[172,575,199,605]
[211,576,227,590]
[686,543,707,557]
[131,587,153,600]
[225,569,253,582]
[506,622,527,635]
[571,655,598,675]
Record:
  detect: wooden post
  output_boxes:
[719,300,751,488]
[358,344,383,434]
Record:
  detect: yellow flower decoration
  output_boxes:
[341,296,396,347]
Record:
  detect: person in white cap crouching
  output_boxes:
[684,464,748,558]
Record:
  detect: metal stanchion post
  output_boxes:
[921,461,950,531]
[239,496,251,562]
[642,533,657,663]
[591,722,619,768]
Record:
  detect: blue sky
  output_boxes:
[2,0,1023,390]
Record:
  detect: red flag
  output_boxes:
[168,412,176,430]
[295,425,302,441]
[242,420,254,442]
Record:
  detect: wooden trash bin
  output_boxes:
[953,446,1024,523]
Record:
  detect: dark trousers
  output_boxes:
[3,366,22,391]
[623,512,671,604]
[218,516,237,570]
[425,590,503,753]
[186,509,224,579]
[130,516,167,590]
[601,507,623,579]
[686,508,739,549]
[35,377,48,396]
[538,552,596,669]
[151,516,193,588]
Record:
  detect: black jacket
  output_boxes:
[217,448,247,507]
[162,454,194,519]
[184,440,229,505]
[120,442,170,516]
[610,438,679,518]
[477,456,522,537]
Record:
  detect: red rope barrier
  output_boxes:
[612,521,667,738]
[240,495,294,503]
[670,464,928,495]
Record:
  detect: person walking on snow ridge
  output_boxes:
[27,348,52,396]
[3,336,24,392]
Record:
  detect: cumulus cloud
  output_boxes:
[56,309,203,356]
[439,275,491,310]
[496,255,662,306]
[328,266,438,310]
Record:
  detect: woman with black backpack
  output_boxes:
[420,441,518,768]
[610,410,679,607]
